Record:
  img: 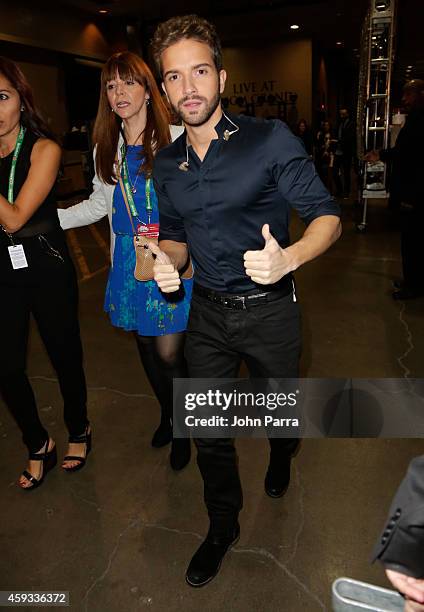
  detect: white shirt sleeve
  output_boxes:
[58,148,109,230]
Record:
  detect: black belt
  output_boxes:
[193,283,292,310]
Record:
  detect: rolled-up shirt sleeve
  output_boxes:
[270,121,340,225]
[154,175,187,243]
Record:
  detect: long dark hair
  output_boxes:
[93,51,171,185]
[0,56,57,141]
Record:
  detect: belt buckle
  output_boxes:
[246,292,268,307]
[234,296,246,310]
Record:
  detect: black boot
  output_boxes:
[170,438,191,471]
[185,523,240,587]
[265,443,299,498]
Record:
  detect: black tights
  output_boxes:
[135,332,187,426]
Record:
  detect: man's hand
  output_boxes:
[364,150,380,163]
[243,224,294,285]
[385,570,424,605]
[149,242,181,293]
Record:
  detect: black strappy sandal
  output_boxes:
[19,439,57,491]
[62,427,92,473]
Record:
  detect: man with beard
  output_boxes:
[365,79,424,300]
[150,14,341,586]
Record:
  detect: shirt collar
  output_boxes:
[179,110,238,145]
[176,110,239,162]
[213,111,235,139]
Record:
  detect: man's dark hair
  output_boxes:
[151,14,222,76]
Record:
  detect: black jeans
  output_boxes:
[185,291,301,535]
[0,229,88,453]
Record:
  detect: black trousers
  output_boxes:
[333,154,352,197]
[185,291,301,535]
[0,229,88,453]
[400,206,424,290]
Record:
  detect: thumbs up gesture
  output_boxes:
[243,224,293,284]
[148,242,181,293]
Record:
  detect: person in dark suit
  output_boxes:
[372,455,424,610]
[333,108,356,199]
[365,79,424,300]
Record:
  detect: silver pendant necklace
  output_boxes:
[130,173,141,194]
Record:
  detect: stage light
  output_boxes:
[290,24,300,30]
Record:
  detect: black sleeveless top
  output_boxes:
[0,129,60,236]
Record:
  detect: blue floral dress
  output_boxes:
[104,145,192,336]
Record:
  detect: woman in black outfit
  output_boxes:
[295,118,313,156]
[315,120,336,190]
[0,57,90,489]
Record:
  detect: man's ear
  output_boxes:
[219,69,227,94]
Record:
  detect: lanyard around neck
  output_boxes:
[119,143,152,219]
[8,125,26,203]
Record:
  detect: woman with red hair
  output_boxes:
[59,52,192,470]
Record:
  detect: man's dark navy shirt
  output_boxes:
[153,113,340,293]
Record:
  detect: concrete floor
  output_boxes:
[1,199,423,612]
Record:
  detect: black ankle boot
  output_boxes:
[265,450,297,498]
[151,420,172,448]
[186,523,240,587]
[170,438,191,471]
